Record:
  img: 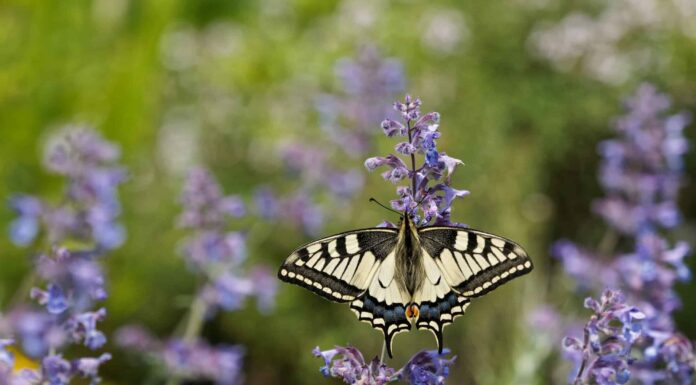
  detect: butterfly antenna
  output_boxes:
[369,198,401,216]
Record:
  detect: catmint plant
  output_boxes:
[1,127,124,384]
[365,95,468,226]
[552,84,696,384]
[310,96,465,384]
[255,45,405,234]
[116,167,276,385]
[313,345,455,385]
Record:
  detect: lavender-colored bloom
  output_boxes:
[162,340,244,385]
[313,346,455,385]
[8,127,127,250]
[66,308,107,350]
[0,340,13,370]
[113,325,159,352]
[9,310,64,358]
[552,85,695,385]
[42,355,72,385]
[563,290,644,385]
[73,353,111,384]
[8,196,42,246]
[259,46,403,235]
[313,346,397,384]
[30,284,68,315]
[398,349,456,385]
[365,95,467,226]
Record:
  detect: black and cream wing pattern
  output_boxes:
[278,222,532,357]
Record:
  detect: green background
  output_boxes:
[1,1,695,384]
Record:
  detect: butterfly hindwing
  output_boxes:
[413,253,471,353]
[418,226,533,297]
[278,228,398,303]
[350,253,411,358]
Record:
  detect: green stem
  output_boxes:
[164,290,209,385]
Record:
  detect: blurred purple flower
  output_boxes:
[257,46,403,235]
[365,95,467,226]
[161,340,244,385]
[0,340,13,370]
[117,167,275,384]
[3,127,122,384]
[8,127,127,250]
[551,85,695,384]
[177,168,276,314]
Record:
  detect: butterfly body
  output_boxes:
[278,214,532,357]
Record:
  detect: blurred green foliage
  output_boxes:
[1,0,695,384]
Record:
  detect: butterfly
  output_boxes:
[278,213,532,357]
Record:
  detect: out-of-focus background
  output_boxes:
[1,1,695,384]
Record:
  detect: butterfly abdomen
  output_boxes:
[395,216,426,297]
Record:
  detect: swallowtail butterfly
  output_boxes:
[278,214,532,357]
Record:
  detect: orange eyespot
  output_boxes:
[405,304,420,319]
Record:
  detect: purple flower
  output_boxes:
[398,349,456,385]
[42,355,72,385]
[0,340,14,370]
[66,308,107,350]
[73,353,111,384]
[551,85,695,385]
[260,46,404,235]
[365,95,467,226]
[563,290,644,385]
[30,284,68,315]
[8,196,42,246]
[312,346,455,385]
[313,346,397,384]
[162,340,244,385]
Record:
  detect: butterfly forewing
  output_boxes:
[278,228,398,303]
[418,227,533,297]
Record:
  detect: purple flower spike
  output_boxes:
[398,349,456,385]
[313,346,455,385]
[365,96,467,226]
[313,346,397,384]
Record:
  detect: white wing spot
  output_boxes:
[307,244,321,254]
[491,238,506,248]
[328,240,338,257]
[288,272,296,278]
[473,235,486,253]
[280,269,288,277]
[455,232,469,251]
[524,261,532,268]
[345,234,360,254]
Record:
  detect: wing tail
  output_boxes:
[350,294,411,358]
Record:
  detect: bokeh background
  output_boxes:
[1,0,695,384]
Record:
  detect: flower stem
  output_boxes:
[407,120,417,206]
[164,292,208,385]
[573,324,591,385]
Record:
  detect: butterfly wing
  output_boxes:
[414,226,533,352]
[350,249,411,358]
[278,228,398,303]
